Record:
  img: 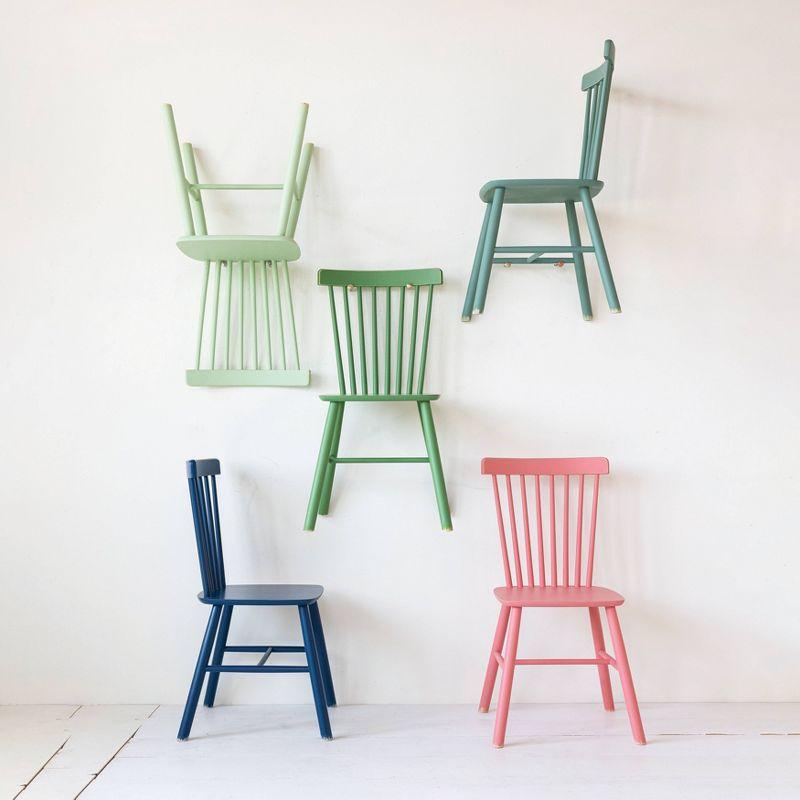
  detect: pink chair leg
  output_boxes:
[604,606,646,744]
[588,607,615,711]
[479,605,510,712]
[492,605,521,748]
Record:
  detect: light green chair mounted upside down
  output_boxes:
[462,40,620,322]
[164,103,314,386]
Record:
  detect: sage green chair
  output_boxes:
[304,269,452,532]
[163,103,313,386]
[462,40,619,322]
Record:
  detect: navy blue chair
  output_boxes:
[179,459,335,740]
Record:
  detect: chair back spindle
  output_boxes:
[318,269,443,396]
[482,458,609,589]
[578,39,615,181]
[186,459,226,596]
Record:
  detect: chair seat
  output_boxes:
[177,235,301,263]
[319,393,440,402]
[494,585,624,607]
[199,583,323,606]
[479,179,604,204]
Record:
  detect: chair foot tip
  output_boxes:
[583,315,593,321]
[322,736,334,741]
[442,526,453,532]
[461,315,471,322]
[478,707,488,713]
[611,308,621,314]
[493,744,504,749]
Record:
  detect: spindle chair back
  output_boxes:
[478,455,645,749]
[304,268,452,531]
[578,40,615,181]
[163,103,313,386]
[186,459,226,596]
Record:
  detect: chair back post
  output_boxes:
[186,459,226,596]
[481,457,610,589]
[277,103,310,236]
[578,39,615,181]
[162,104,195,236]
[181,142,208,236]
[286,142,314,238]
[318,269,443,396]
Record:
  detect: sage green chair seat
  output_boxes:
[479,179,603,205]
[177,235,301,263]
[305,268,452,532]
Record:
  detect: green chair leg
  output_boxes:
[318,403,345,515]
[462,202,492,321]
[474,187,505,315]
[565,201,593,321]
[418,401,452,531]
[578,187,620,313]
[304,402,341,531]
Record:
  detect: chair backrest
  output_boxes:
[319,268,443,396]
[578,40,615,181]
[186,459,225,596]
[481,457,610,589]
[162,103,313,238]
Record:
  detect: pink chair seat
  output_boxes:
[494,585,624,608]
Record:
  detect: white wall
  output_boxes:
[2,0,799,705]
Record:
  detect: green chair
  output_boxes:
[304,269,452,532]
[462,40,619,322]
[163,102,314,386]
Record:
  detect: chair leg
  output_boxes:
[492,605,521,748]
[565,201,593,321]
[479,605,510,712]
[204,605,233,708]
[304,402,341,531]
[418,401,452,531]
[578,187,620,313]
[604,607,646,744]
[299,604,333,740]
[309,602,336,707]
[474,187,505,315]
[588,607,614,711]
[178,605,222,741]
[462,202,492,321]
[318,403,345,516]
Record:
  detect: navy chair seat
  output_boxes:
[199,583,324,606]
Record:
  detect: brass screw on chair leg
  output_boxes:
[554,261,565,268]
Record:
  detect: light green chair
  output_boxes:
[163,103,313,386]
[462,40,619,322]
[304,269,452,532]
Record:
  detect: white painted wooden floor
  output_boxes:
[3,704,799,799]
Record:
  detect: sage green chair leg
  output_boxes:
[462,202,492,321]
[565,201,593,321]
[579,187,620,313]
[474,187,505,315]
[318,402,345,516]
[418,401,452,531]
[304,402,341,531]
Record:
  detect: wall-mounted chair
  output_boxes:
[180,459,335,741]
[462,40,620,322]
[164,103,313,386]
[479,457,645,748]
[304,269,452,532]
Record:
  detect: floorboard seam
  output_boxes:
[13,736,70,800]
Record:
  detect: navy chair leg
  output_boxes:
[298,604,332,740]
[178,605,222,741]
[204,605,233,708]
[309,602,336,707]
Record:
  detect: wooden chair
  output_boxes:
[479,457,645,748]
[304,269,452,532]
[164,103,313,386]
[462,40,620,322]
[179,459,335,741]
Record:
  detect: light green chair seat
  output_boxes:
[177,235,301,263]
[319,393,440,402]
[479,179,603,205]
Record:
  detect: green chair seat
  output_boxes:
[177,235,301,263]
[319,393,440,402]
[479,179,603,205]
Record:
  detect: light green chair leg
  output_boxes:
[318,403,345,515]
[474,187,505,315]
[578,187,620,313]
[462,202,492,321]
[565,201,593,321]
[304,402,341,531]
[418,401,452,531]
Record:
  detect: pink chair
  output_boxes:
[479,457,645,748]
